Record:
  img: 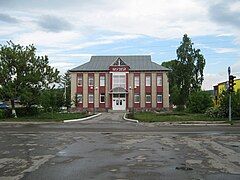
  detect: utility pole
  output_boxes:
[228,67,231,123]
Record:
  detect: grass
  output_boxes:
[132,111,228,123]
[0,112,89,122]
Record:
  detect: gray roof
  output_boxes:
[70,55,170,72]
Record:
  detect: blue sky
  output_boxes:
[0,0,240,90]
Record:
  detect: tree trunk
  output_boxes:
[11,99,17,118]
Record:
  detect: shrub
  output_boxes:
[15,107,40,117]
[187,91,213,113]
[205,107,227,118]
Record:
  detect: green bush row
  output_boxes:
[0,107,40,119]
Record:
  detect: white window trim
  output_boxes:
[134,93,140,103]
[88,93,94,103]
[100,93,105,103]
[77,76,83,86]
[89,76,94,86]
[146,94,151,103]
[134,76,140,88]
[77,93,83,103]
[157,76,162,86]
[157,94,162,103]
[100,76,105,86]
[146,76,151,86]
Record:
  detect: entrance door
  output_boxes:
[113,94,126,110]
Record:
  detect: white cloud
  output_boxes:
[214,48,239,54]
[14,31,83,48]
[202,72,228,90]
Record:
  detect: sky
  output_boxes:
[0,0,240,90]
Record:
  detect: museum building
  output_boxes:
[70,55,170,111]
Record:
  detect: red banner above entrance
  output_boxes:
[109,66,129,72]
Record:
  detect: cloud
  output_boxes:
[214,48,239,54]
[0,13,18,23]
[37,15,73,32]
[208,0,240,29]
[202,72,227,90]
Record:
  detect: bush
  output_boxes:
[0,109,12,119]
[15,107,40,117]
[205,107,227,118]
[187,91,213,113]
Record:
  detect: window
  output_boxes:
[134,93,140,103]
[77,93,83,103]
[157,93,162,103]
[113,75,126,88]
[146,76,151,86]
[134,76,139,87]
[88,93,94,103]
[157,76,162,86]
[100,93,105,103]
[89,76,94,86]
[77,76,83,86]
[146,93,151,103]
[100,76,105,86]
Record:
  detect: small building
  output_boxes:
[70,55,170,112]
[213,78,240,106]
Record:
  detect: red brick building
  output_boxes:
[70,55,170,111]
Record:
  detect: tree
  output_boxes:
[0,41,60,117]
[162,34,206,107]
[61,70,72,111]
[40,88,65,112]
[187,91,213,113]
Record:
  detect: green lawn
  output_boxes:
[132,111,228,122]
[0,112,89,122]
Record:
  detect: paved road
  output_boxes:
[0,113,240,180]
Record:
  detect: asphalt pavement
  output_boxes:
[0,112,240,180]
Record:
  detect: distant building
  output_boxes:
[213,78,240,106]
[70,55,170,112]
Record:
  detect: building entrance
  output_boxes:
[112,94,126,110]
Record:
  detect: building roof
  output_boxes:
[70,55,170,72]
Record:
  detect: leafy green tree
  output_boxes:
[162,34,206,107]
[0,41,60,117]
[187,91,213,113]
[40,88,64,112]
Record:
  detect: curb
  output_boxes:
[123,113,139,123]
[64,113,102,123]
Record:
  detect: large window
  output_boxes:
[146,76,151,86]
[89,76,94,86]
[77,93,83,103]
[157,93,162,103]
[157,76,162,86]
[100,76,105,86]
[146,93,151,103]
[113,75,126,88]
[77,76,83,86]
[134,93,140,103]
[100,93,105,103]
[134,76,139,87]
[88,93,94,103]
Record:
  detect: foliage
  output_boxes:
[61,70,72,110]
[187,90,213,113]
[40,88,65,112]
[0,41,60,116]
[205,90,240,118]
[205,107,227,118]
[162,34,206,107]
